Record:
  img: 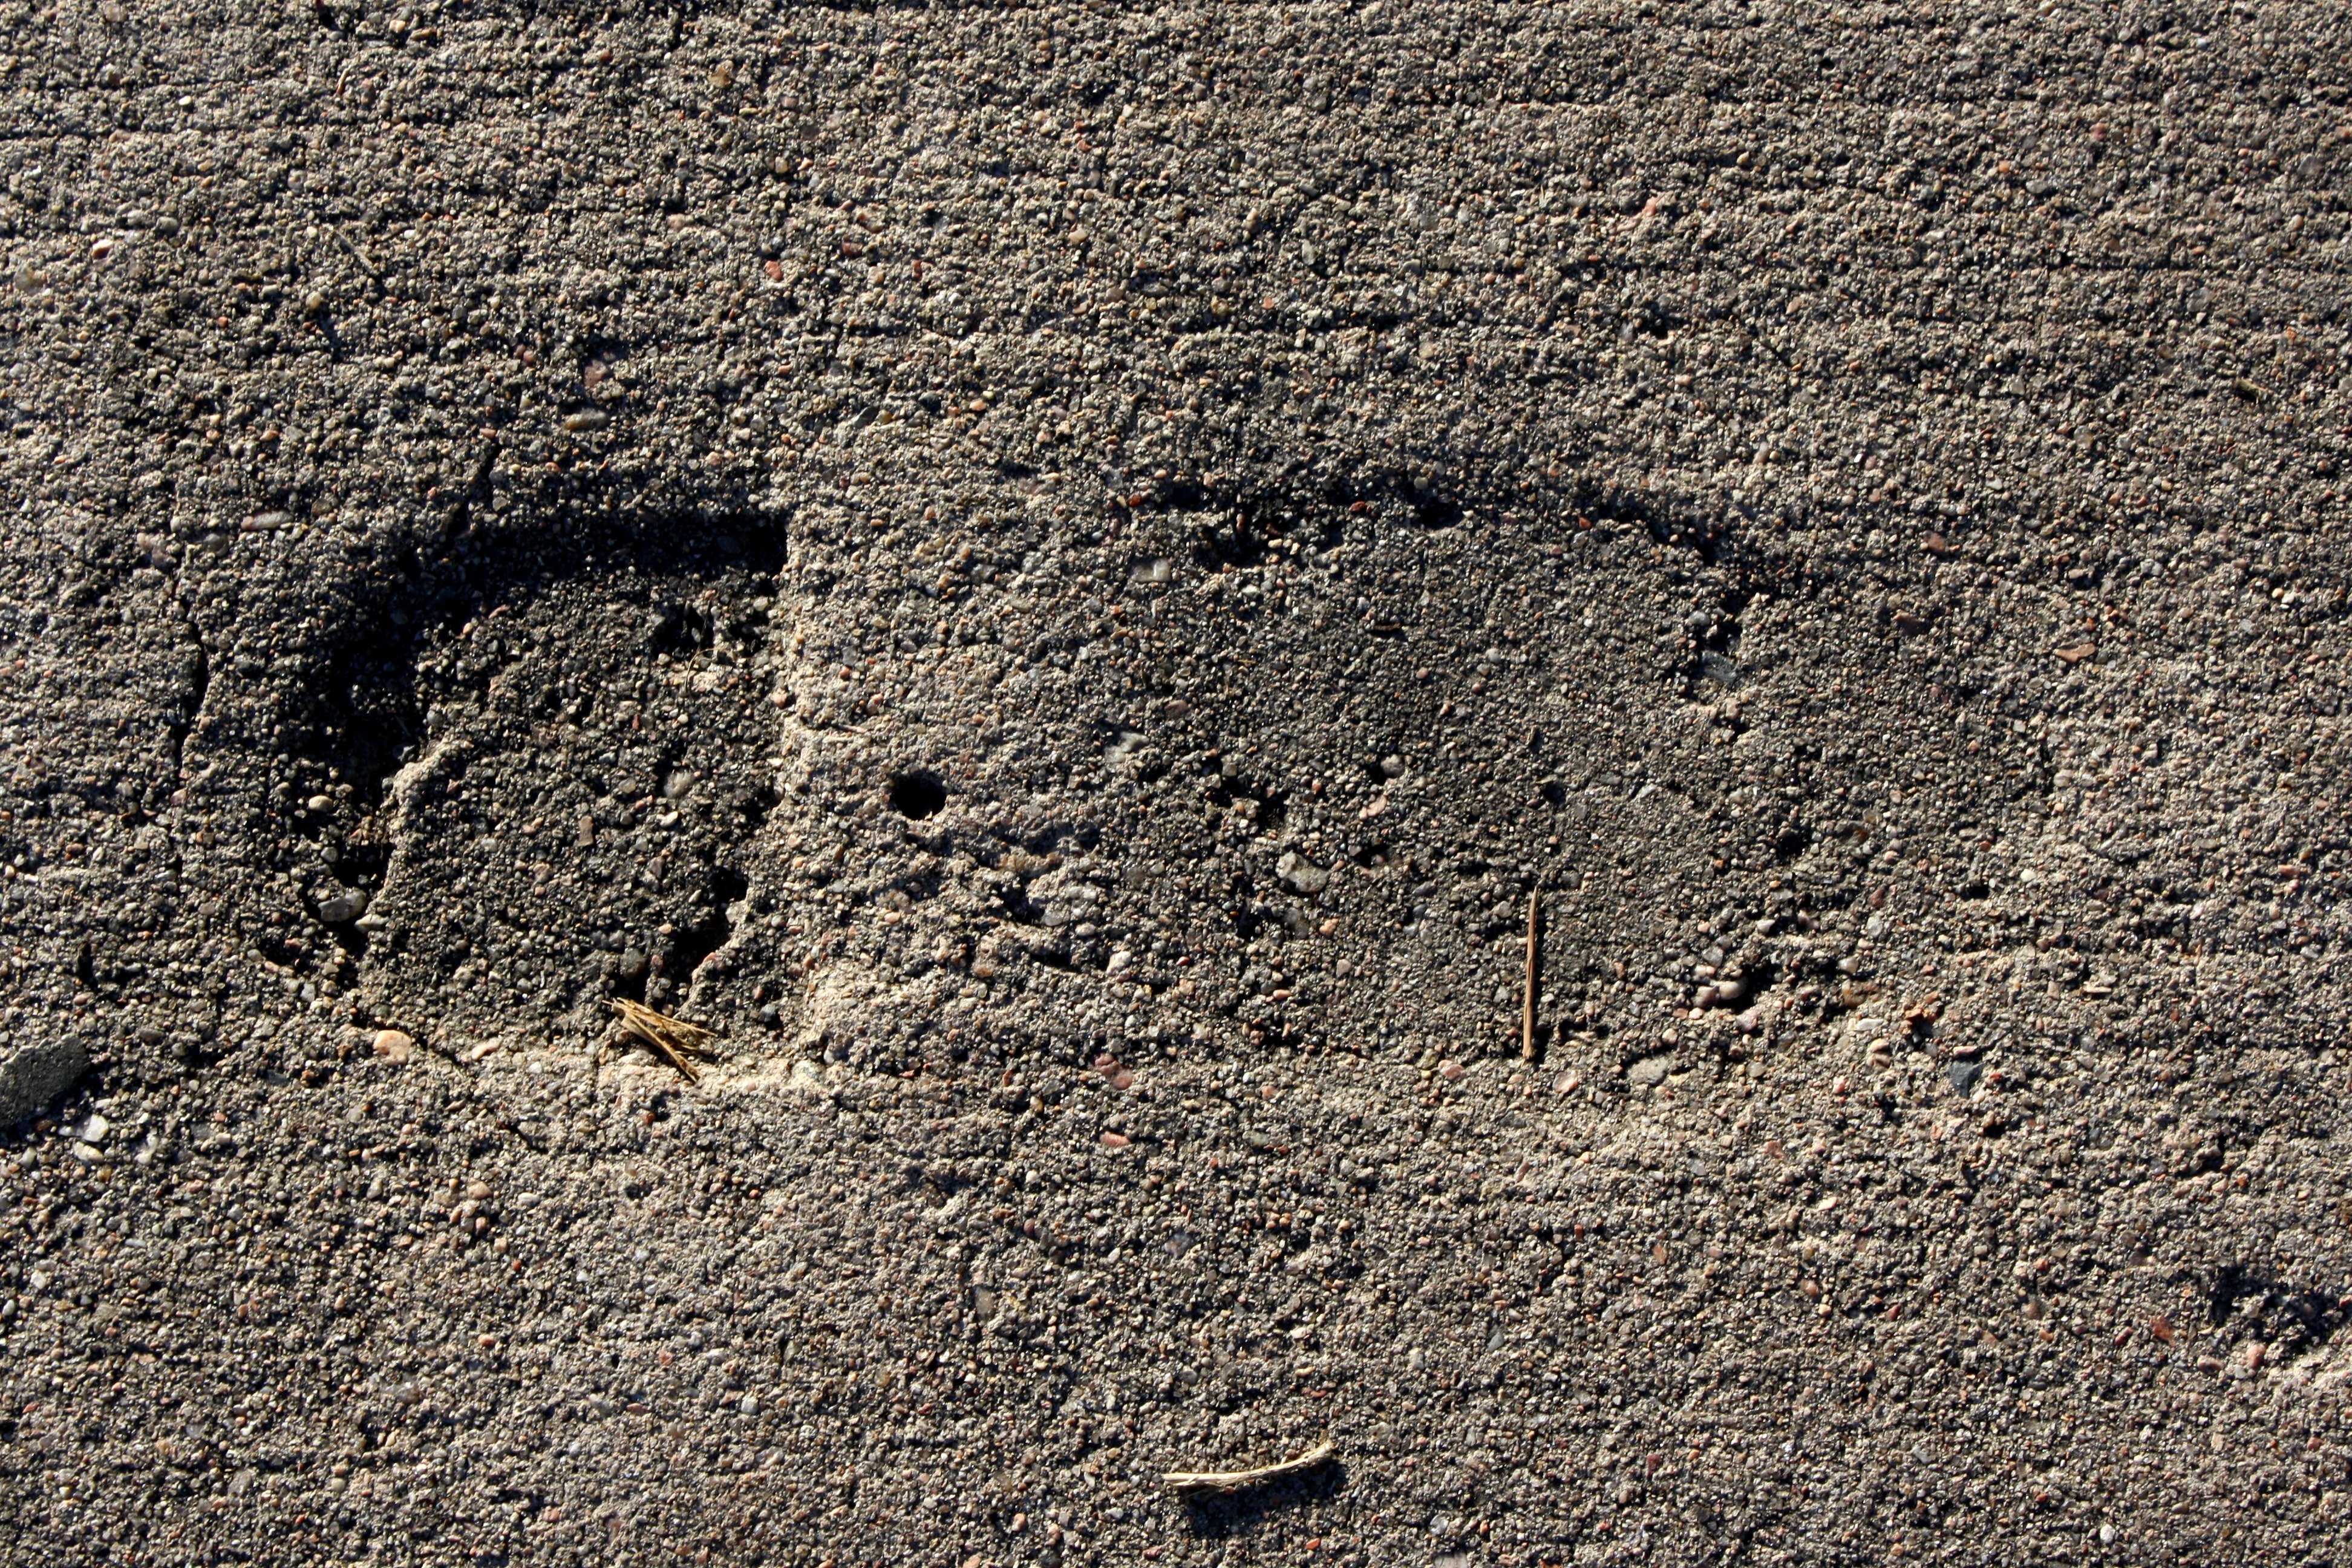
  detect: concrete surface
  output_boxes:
[6,4,2352,1565]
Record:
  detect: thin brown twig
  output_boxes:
[1163,1439,1336,1495]
[609,999,719,1084]
[1522,890,1541,1062]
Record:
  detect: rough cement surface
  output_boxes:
[6,4,2352,1564]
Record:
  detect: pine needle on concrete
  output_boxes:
[1163,1439,1335,1495]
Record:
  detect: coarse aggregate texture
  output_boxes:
[5,2,2352,1564]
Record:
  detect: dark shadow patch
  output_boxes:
[1200,760,1286,837]
[156,622,211,779]
[1187,506,1276,571]
[1226,869,1264,943]
[295,488,786,820]
[1178,1457,1347,1540]
[663,865,748,997]
[722,782,782,834]
[272,478,792,1028]
[880,864,943,911]
[2206,1264,2348,1362]
[887,771,947,820]
[1410,491,1463,530]
[606,949,652,1007]
[301,612,427,824]
[577,333,633,373]
[648,599,716,656]
[1142,462,1512,567]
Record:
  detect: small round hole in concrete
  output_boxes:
[887,771,946,820]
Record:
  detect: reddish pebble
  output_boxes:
[1099,1132,1130,1148]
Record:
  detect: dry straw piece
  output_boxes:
[609,999,719,1083]
[1163,1439,1336,1495]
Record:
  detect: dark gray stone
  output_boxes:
[0,1038,88,1125]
